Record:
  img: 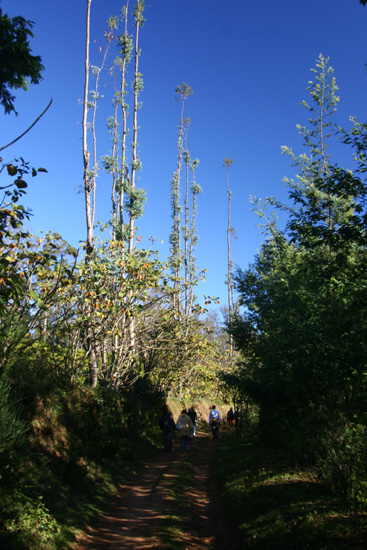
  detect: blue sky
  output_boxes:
[2,0,367,313]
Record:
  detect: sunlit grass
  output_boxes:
[215,432,367,549]
[159,515,187,550]
[159,458,192,549]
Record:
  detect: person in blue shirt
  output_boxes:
[209,405,220,439]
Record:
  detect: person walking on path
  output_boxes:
[227,407,234,427]
[209,405,221,439]
[187,406,197,437]
[158,406,176,451]
[177,409,194,451]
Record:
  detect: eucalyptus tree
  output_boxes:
[82,0,93,257]
[128,0,145,253]
[81,1,146,385]
[224,158,234,316]
[105,2,132,243]
[169,83,202,317]
[223,157,236,359]
[187,157,201,314]
[81,0,115,386]
[102,1,147,247]
[100,6,133,379]
[181,119,201,316]
[183,119,191,314]
[169,83,192,313]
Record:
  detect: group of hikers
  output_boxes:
[158,404,236,452]
[158,406,198,452]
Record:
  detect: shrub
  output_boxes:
[316,423,367,506]
[0,376,27,486]
[5,493,60,550]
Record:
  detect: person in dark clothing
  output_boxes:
[227,407,234,427]
[158,407,176,451]
[187,406,197,437]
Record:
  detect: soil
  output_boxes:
[73,431,242,549]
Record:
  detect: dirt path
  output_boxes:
[74,432,241,549]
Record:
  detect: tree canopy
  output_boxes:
[230,56,367,501]
[0,8,44,115]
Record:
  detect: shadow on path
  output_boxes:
[74,431,241,549]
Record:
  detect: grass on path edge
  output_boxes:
[215,431,367,550]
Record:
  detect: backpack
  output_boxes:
[211,416,218,426]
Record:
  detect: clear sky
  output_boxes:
[2,0,367,313]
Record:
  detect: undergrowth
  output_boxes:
[215,432,367,549]
[0,371,163,550]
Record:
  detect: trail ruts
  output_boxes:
[74,432,241,549]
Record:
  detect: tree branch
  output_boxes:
[0,98,53,152]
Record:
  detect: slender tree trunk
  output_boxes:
[188,159,200,315]
[224,158,234,356]
[119,1,130,243]
[82,0,98,387]
[183,122,190,317]
[227,184,233,315]
[170,84,192,315]
[83,0,93,256]
[128,1,144,351]
[129,1,143,254]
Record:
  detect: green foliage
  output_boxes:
[124,184,146,218]
[133,0,145,26]
[4,494,60,550]
[230,54,367,504]
[0,228,77,370]
[0,4,229,547]
[117,32,133,62]
[0,8,44,115]
[0,366,163,549]
[0,157,47,242]
[175,82,193,101]
[0,377,27,486]
[316,424,367,506]
[216,433,367,549]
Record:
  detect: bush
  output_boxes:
[0,376,27,486]
[4,493,60,550]
[316,423,367,506]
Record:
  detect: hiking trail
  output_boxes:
[73,432,241,549]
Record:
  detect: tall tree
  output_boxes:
[224,157,235,356]
[128,0,145,253]
[224,158,234,316]
[103,1,146,250]
[187,157,201,315]
[106,2,132,243]
[232,55,367,477]
[82,0,93,257]
[169,83,193,314]
[281,54,340,243]
[183,118,191,315]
